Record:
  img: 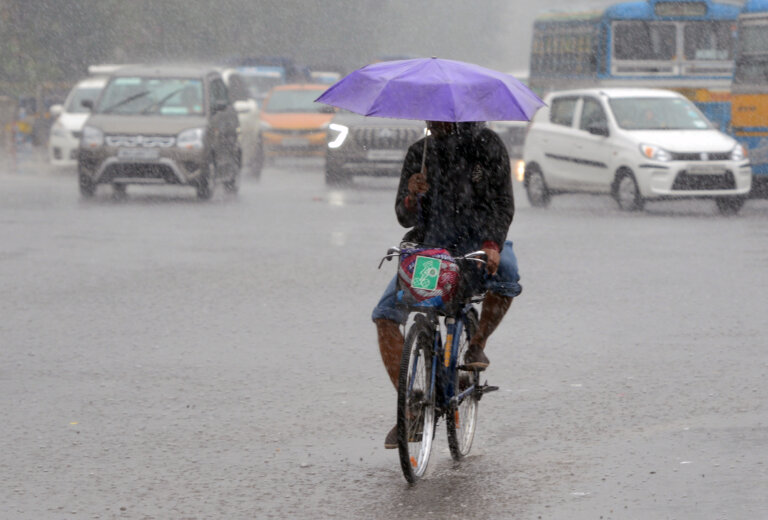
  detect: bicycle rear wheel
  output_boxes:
[447,308,480,460]
[397,316,436,483]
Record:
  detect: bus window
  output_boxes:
[614,22,676,60]
[684,21,733,60]
[550,97,578,127]
[741,25,768,54]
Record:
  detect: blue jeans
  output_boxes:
[372,240,522,325]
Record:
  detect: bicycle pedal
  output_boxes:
[481,384,499,394]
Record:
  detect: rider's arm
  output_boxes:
[481,130,515,250]
[395,140,426,228]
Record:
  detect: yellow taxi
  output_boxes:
[259,84,334,158]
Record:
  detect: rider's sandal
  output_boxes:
[384,391,424,448]
[464,344,490,370]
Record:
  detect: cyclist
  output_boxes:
[373,120,522,448]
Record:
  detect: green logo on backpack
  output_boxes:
[411,256,441,291]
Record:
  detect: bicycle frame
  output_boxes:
[417,305,478,415]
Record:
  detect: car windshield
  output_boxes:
[65,86,102,114]
[609,97,712,130]
[263,89,326,113]
[96,77,204,116]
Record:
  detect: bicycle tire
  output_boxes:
[447,307,480,460]
[397,315,436,483]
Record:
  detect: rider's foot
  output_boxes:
[464,344,489,370]
[384,424,398,449]
[384,391,425,449]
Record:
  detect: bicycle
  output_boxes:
[379,245,499,483]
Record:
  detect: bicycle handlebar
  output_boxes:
[378,247,488,270]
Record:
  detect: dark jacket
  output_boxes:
[395,124,514,255]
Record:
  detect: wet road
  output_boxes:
[2,154,767,519]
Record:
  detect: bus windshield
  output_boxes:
[610,97,712,130]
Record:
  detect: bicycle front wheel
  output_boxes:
[447,307,480,460]
[397,315,436,483]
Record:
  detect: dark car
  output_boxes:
[78,65,241,200]
[325,111,426,185]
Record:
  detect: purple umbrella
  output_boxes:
[315,57,544,122]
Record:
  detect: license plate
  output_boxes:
[282,138,309,147]
[366,149,406,161]
[687,164,726,175]
[117,148,159,160]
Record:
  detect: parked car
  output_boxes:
[523,88,752,214]
[78,65,241,200]
[48,76,108,167]
[258,83,333,160]
[325,111,426,185]
[221,68,263,178]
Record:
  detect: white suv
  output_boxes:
[522,88,752,214]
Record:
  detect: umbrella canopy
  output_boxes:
[315,57,544,122]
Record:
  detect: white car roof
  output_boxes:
[75,77,108,89]
[546,87,683,100]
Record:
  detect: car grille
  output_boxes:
[670,151,731,161]
[672,171,735,191]
[353,127,423,150]
[102,163,179,183]
[105,135,176,148]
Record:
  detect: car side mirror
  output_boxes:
[81,100,94,111]
[588,124,609,137]
[50,104,63,117]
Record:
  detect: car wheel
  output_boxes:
[325,159,351,186]
[79,173,96,198]
[112,183,127,200]
[715,196,744,216]
[525,166,550,207]
[197,159,215,200]
[614,170,644,211]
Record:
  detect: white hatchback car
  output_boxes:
[523,88,752,214]
[48,76,107,167]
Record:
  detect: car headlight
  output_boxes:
[730,144,746,161]
[640,143,671,162]
[82,126,103,148]
[177,128,205,150]
[327,123,349,149]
